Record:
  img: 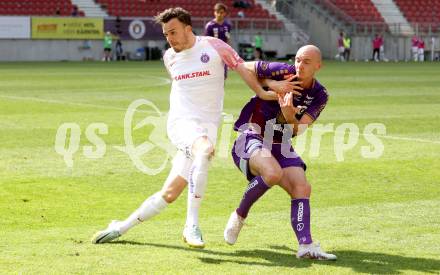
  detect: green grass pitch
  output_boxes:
[0,61,439,274]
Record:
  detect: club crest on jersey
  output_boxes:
[200,53,210,63]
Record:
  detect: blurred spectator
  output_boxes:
[204,3,232,45]
[336,32,345,61]
[237,10,245,18]
[343,34,351,61]
[103,31,113,61]
[116,39,124,61]
[372,34,382,61]
[379,34,388,62]
[55,7,61,16]
[254,32,263,60]
[418,38,425,62]
[71,5,79,17]
[411,35,419,61]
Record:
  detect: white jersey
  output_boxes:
[163,36,242,129]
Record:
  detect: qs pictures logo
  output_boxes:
[54,99,174,175]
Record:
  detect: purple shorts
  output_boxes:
[231,133,306,181]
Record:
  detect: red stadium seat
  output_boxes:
[394,0,440,26]
[0,0,84,16]
[327,0,385,23]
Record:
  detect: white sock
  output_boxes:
[186,154,209,227]
[118,192,168,234]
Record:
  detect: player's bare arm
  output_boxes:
[234,63,278,100]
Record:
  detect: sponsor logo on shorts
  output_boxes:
[297,223,304,232]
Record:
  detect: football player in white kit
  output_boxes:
[91,7,280,248]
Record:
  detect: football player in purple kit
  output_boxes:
[224,45,337,260]
[204,3,232,45]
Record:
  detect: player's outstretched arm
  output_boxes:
[235,62,278,100]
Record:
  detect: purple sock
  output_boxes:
[236,176,270,219]
[291,198,312,245]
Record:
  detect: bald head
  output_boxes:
[297,45,322,62]
[294,45,322,87]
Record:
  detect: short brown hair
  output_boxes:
[154,7,192,26]
[214,3,227,12]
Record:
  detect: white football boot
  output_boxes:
[296,242,337,261]
[224,211,245,245]
[183,224,205,248]
[91,220,121,244]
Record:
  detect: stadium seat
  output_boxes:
[394,0,440,29]
[93,0,284,30]
[0,0,84,16]
[324,0,385,23]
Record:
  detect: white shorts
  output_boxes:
[412,46,419,55]
[167,119,219,158]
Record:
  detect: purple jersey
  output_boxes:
[204,20,232,43]
[235,61,329,143]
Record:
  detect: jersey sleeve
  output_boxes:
[304,89,328,121]
[162,49,172,77]
[206,37,243,69]
[254,61,296,80]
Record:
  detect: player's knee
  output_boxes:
[292,181,311,198]
[161,188,179,203]
[262,166,283,185]
[303,183,311,197]
[192,137,214,157]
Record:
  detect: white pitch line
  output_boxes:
[0,95,134,112]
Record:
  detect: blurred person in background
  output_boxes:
[412,35,419,61]
[418,38,425,62]
[372,34,382,61]
[336,32,345,61]
[103,31,113,61]
[204,3,232,45]
[343,34,351,61]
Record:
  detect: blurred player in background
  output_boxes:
[204,3,232,45]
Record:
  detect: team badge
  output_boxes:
[261,62,269,71]
[200,53,210,63]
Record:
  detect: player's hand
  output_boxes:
[269,75,302,95]
[278,92,293,107]
[278,92,297,123]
